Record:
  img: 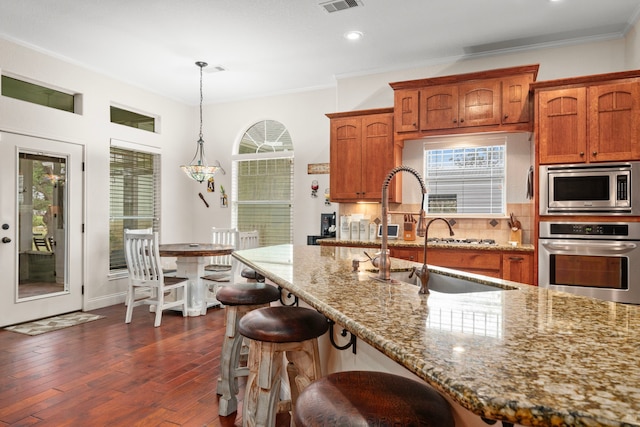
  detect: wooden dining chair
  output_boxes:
[238,230,264,282]
[32,236,51,251]
[202,228,239,281]
[123,230,188,327]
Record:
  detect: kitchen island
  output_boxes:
[233,244,640,427]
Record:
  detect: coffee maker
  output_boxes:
[321,212,336,237]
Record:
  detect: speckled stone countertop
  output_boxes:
[233,244,640,427]
[318,237,535,252]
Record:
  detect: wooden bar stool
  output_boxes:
[238,306,329,427]
[293,370,455,427]
[215,283,281,416]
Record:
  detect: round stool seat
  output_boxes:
[294,371,455,427]
[241,267,265,282]
[238,306,328,343]
[215,283,280,306]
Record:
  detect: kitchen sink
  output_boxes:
[369,269,515,294]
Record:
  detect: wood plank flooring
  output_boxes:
[0,304,288,426]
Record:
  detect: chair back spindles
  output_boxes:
[123,229,188,327]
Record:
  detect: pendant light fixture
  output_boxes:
[180,61,225,183]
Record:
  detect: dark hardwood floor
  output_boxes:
[0,304,286,426]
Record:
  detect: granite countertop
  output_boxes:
[233,244,640,427]
[318,237,535,252]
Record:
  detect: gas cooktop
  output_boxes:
[427,237,497,245]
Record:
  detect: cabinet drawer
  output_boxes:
[428,249,501,271]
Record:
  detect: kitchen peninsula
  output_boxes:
[233,244,640,427]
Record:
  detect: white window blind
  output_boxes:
[109,146,160,270]
[424,141,505,215]
[232,120,294,247]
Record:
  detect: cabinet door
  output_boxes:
[502,75,533,124]
[458,79,501,127]
[330,118,363,201]
[390,247,423,262]
[360,114,394,201]
[502,253,532,285]
[394,89,420,133]
[427,249,502,277]
[588,82,640,162]
[538,87,587,164]
[420,85,458,130]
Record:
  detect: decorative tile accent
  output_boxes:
[448,218,456,226]
[489,219,499,227]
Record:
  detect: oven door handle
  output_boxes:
[540,240,637,255]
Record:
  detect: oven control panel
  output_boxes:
[549,223,629,236]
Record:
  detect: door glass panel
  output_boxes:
[18,152,67,299]
[551,254,626,289]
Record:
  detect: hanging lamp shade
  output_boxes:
[180,61,225,183]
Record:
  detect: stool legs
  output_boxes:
[217,304,269,416]
[285,339,322,406]
[243,338,322,427]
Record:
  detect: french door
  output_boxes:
[0,132,83,327]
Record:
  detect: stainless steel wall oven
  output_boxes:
[538,221,640,304]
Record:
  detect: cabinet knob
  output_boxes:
[509,256,523,261]
[453,119,457,123]
[459,118,464,123]
[504,114,509,119]
[592,151,598,156]
[579,152,585,156]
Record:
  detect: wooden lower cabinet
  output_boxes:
[390,247,534,285]
[502,253,533,284]
[427,249,502,279]
[389,247,424,263]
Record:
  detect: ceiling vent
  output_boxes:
[319,0,363,13]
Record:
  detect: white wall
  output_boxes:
[190,89,336,246]
[0,38,194,310]
[0,29,638,311]
[334,38,628,111]
[626,18,640,69]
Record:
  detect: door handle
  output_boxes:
[2,237,11,243]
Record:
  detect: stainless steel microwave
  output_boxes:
[540,162,640,215]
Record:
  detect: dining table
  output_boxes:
[159,243,234,316]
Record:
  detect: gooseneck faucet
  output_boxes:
[413,218,454,294]
[378,165,427,282]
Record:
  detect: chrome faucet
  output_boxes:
[413,218,454,294]
[377,165,427,282]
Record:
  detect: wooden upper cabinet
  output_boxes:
[537,87,588,164]
[533,72,640,164]
[420,85,458,130]
[360,114,396,200]
[502,74,534,124]
[420,80,501,130]
[588,82,640,162]
[394,89,419,132]
[329,118,362,200]
[328,109,401,203]
[390,64,539,137]
[457,79,501,127]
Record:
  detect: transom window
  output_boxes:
[1,75,76,113]
[424,136,506,215]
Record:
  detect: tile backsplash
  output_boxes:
[338,202,534,244]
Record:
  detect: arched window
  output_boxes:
[232,120,294,246]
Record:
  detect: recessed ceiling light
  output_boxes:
[344,31,364,41]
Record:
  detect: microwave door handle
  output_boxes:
[542,241,637,254]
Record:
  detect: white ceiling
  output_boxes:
[1,0,640,105]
